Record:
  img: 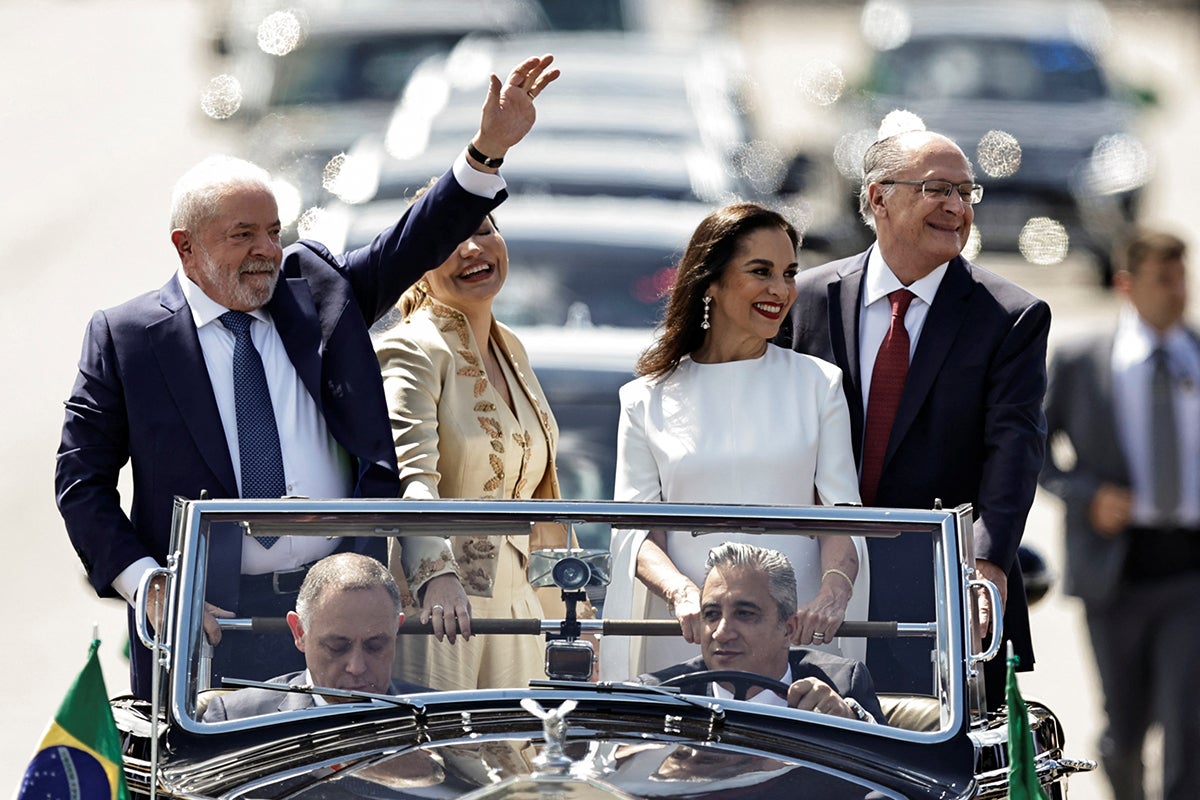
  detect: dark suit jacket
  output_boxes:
[1038,330,1200,606]
[201,671,429,721]
[776,249,1050,689]
[55,169,503,697]
[637,649,886,724]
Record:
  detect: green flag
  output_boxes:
[1006,652,1048,800]
[17,639,129,800]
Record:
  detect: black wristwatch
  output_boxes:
[467,141,504,168]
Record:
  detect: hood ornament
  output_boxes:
[521,698,577,773]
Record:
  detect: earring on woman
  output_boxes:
[700,296,711,330]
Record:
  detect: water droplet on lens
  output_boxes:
[795,60,846,106]
[257,10,304,57]
[323,153,377,205]
[1084,134,1153,195]
[200,74,242,120]
[732,140,786,194]
[778,199,816,240]
[1019,217,1070,265]
[861,0,912,51]
[835,129,876,180]
[977,130,1022,178]
[297,207,324,239]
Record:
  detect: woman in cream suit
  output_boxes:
[602,203,868,680]
[375,205,581,691]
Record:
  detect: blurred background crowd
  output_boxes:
[3,1,1199,798]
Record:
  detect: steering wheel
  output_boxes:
[659,670,790,702]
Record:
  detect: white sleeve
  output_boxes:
[451,149,507,199]
[614,382,664,503]
[813,366,862,506]
[114,557,162,605]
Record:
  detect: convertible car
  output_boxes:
[112,497,1093,798]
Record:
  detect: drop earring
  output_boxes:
[700,296,711,330]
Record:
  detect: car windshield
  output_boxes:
[871,37,1107,103]
[269,33,464,106]
[156,499,974,741]
[494,241,677,328]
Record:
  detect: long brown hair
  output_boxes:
[636,203,798,379]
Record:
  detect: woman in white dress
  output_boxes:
[602,203,867,679]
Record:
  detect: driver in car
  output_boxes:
[636,543,884,724]
[202,553,427,720]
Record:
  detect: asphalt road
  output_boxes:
[2,1,1197,797]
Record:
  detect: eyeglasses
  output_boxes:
[880,179,984,205]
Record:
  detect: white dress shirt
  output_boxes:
[1111,306,1200,527]
[712,664,792,706]
[857,247,948,416]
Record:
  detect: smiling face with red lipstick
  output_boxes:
[421,215,507,316]
[693,226,799,363]
[633,203,800,379]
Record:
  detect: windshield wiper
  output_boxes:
[538,679,728,720]
[219,677,426,711]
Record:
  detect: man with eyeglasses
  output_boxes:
[774,129,1050,710]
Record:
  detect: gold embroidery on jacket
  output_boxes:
[457,537,498,593]
[407,556,451,602]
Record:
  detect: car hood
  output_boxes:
[142,691,976,800]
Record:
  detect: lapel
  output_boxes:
[829,254,868,450]
[887,257,974,460]
[148,277,237,496]
[268,277,325,413]
[491,322,558,460]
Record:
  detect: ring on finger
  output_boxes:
[812,632,825,641]
[431,604,445,613]
[527,90,536,99]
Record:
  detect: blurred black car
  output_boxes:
[837,0,1155,281]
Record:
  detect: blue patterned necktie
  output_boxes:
[220,311,285,548]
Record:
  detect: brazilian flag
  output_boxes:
[17,639,128,800]
[1006,651,1048,800]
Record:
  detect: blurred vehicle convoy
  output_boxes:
[206,0,550,231]
[203,0,1160,513]
[832,0,1158,282]
[203,0,1159,277]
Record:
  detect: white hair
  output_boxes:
[169,155,273,231]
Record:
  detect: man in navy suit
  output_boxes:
[775,129,1050,708]
[1040,229,1200,800]
[55,55,559,699]
[202,552,427,721]
[637,543,884,724]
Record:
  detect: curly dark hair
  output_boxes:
[635,203,798,379]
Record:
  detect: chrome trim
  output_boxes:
[968,576,1005,663]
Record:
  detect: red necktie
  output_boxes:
[860,289,915,506]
